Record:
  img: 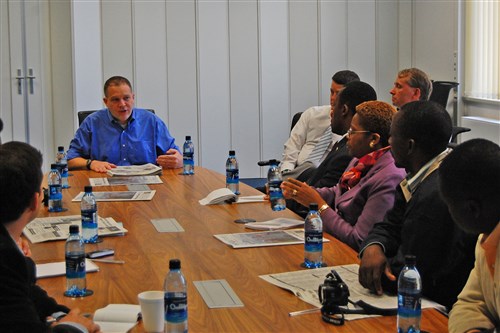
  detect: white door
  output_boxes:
[2,0,51,162]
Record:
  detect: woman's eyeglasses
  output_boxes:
[347,128,371,137]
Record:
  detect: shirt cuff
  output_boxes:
[53,322,89,333]
[358,242,386,259]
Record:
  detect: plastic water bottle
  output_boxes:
[81,186,98,243]
[48,164,63,212]
[267,159,286,211]
[183,136,195,175]
[397,255,422,333]
[304,203,323,268]
[225,150,240,195]
[56,146,69,188]
[164,258,188,333]
[65,225,87,297]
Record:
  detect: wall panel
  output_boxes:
[260,0,290,163]
[101,1,133,82]
[197,1,230,173]
[228,0,261,177]
[289,0,319,115]
[319,1,348,106]
[165,1,198,161]
[133,2,168,123]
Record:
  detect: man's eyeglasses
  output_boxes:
[347,128,371,137]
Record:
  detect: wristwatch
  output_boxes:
[318,203,329,215]
[86,159,92,170]
[47,311,67,323]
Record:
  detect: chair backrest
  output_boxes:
[77,109,155,126]
[291,112,303,132]
[429,81,459,108]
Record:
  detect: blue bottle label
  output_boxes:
[305,231,323,252]
[165,292,187,323]
[65,254,86,279]
[226,169,239,183]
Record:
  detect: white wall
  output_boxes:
[4,0,495,176]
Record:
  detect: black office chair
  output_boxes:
[429,81,471,146]
[291,112,303,132]
[77,109,155,126]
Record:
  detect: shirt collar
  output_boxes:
[400,148,451,202]
[106,108,136,127]
[481,222,500,278]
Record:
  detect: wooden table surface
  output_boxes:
[32,167,448,332]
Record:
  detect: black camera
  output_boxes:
[317,269,350,325]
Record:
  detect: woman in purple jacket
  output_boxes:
[282,101,406,251]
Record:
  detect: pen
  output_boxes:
[288,308,320,317]
[91,259,125,264]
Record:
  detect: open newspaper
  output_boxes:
[23,215,127,243]
[106,163,162,177]
[72,190,156,202]
[260,264,445,321]
[214,229,329,249]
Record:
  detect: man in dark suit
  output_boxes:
[288,81,377,216]
[0,141,101,332]
[358,101,477,310]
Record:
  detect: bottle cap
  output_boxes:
[269,159,278,165]
[84,185,93,193]
[169,259,181,269]
[309,203,319,210]
[404,255,417,265]
[50,163,59,169]
[229,150,235,156]
[58,146,64,151]
[69,225,79,234]
[185,135,191,140]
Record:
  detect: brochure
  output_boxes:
[36,259,99,279]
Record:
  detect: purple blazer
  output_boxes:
[315,151,406,251]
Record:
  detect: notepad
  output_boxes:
[194,279,244,308]
[36,259,99,279]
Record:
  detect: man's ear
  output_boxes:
[29,192,41,213]
[413,87,422,101]
[407,138,416,155]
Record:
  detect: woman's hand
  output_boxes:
[281,178,326,208]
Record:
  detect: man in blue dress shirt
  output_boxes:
[67,76,182,173]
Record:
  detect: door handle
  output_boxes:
[27,68,36,94]
[16,69,25,95]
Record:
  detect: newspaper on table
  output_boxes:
[72,190,156,202]
[199,188,265,205]
[214,229,329,249]
[23,215,127,243]
[260,264,445,321]
[89,175,163,187]
[106,163,162,177]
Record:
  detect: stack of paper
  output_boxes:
[36,259,99,279]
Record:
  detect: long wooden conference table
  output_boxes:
[32,167,448,332]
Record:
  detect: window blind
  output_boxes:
[465,0,500,100]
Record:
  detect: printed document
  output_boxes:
[214,229,329,248]
[244,218,304,231]
[260,264,444,320]
[23,215,127,243]
[72,190,156,202]
[89,175,162,187]
[199,188,265,205]
[93,304,140,333]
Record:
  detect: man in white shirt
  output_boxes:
[280,70,360,180]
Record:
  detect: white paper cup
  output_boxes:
[138,291,165,332]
